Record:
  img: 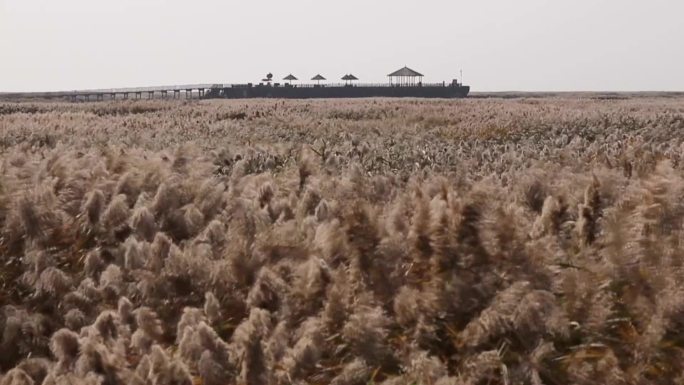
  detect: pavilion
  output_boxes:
[387,66,423,86]
[283,74,297,85]
[311,74,326,86]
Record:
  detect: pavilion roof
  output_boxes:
[387,66,423,77]
[283,74,298,81]
[311,74,326,80]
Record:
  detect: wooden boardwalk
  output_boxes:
[1,84,217,101]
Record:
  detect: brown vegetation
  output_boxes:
[1,97,684,384]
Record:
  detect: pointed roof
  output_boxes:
[311,74,326,81]
[387,66,423,77]
[283,74,298,81]
[341,74,351,80]
[347,74,358,80]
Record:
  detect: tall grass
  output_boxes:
[0,97,684,384]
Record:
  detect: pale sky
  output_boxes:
[1,0,683,92]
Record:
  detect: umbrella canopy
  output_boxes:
[311,74,326,81]
[283,74,298,81]
[342,74,358,85]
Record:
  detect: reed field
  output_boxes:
[2,96,684,385]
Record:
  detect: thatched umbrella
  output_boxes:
[311,74,326,85]
[283,74,297,85]
[342,74,359,86]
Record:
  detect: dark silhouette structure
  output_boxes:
[204,82,468,99]
[261,73,274,83]
[204,67,468,99]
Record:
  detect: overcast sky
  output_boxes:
[1,0,683,92]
